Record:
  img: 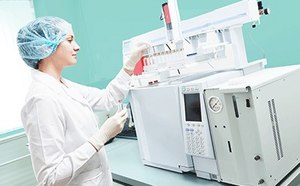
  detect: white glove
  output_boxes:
[123,42,150,72]
[89,108,128,151]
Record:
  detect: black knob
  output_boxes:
[264,8,270,15]
[254,155,261,161]
[258,179,265,184]
[258,1,263,9]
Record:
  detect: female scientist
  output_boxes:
[17,16,148,185]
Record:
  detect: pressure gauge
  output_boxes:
[208,96,223,113]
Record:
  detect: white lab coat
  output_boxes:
[21,69,131,186]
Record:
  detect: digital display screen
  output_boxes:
[184,93,201,122]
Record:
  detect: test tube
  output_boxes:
[144,57,148,66]
[162,3,174,41]
[117,101,123,112]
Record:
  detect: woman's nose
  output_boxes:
[73,41,80,51]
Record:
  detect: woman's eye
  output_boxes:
[66,35,74,43]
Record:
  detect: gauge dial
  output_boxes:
[208,96,223,113]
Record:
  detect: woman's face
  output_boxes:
[51,31,80,69]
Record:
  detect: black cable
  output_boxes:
[166,43,171,51]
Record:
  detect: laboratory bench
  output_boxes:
[106,138,300,186]
[0,131,299,186]
[106,138,226,186]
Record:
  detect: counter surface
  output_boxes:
[106,138,227,186]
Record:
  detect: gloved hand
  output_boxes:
[123,42,150,72]
[89,108,128,151]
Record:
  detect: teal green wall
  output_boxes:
[33,0,300,88]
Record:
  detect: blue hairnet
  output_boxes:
[17,16,72,69]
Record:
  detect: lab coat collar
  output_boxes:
[31,70,89,106]
[61,79,90,106]
[32,69,65,95]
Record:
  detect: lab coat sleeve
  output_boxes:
[22,95,96,186]
[73,69,131,111]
